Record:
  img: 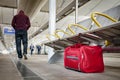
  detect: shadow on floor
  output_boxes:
[16,61,44,80]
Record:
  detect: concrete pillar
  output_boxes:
[48,0,56,63]
[49,0,56,39]
[75,0,78,24]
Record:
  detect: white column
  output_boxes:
[48,0,56,62]
[75,0,78,24]
[17,0,20,12]
[49,0,56,40]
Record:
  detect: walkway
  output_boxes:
[0,53,120,80]
[0,54,23,80]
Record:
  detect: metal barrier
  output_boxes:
[46,34,59,41]
[91,12,118,27]
[67,24,88,34]
[54,30,71,39]
[46,12,118,41]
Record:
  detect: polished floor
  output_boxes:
[0,54,23,80]
[0,53,120,80]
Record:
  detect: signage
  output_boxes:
[3,27,15,35]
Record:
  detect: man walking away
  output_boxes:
[30,44,34,55]
[36,45,41,55]
[11,10,31,60]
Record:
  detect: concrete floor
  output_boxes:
[0,53,120,80]
[0,54,23,80]
[20,53,120,80]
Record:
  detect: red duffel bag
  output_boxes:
[64,43,83,70]
[64,43,104,73]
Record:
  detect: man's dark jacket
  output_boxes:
[11,10,31,30]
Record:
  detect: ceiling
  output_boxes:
[0,0,90,48]
[0,0,17,8]
[1,0,119,49]
[29,0,90,39]
[18,0,45,18]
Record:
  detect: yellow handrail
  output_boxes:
[54,30,71,38]
[91,12,118,27]
[68,24,88,35]
[104,40,111,46]
[46,12,118,41]
[46,34,51,41]
[46,34,59,41]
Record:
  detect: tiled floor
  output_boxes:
[20,53,120,80]
[16,61,43,80]
[0,53,120,80]
[0,54,23,80]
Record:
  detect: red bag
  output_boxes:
[79,45,104,73]
[64,44,104,73]
[64,43,83,70]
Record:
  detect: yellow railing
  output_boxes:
[46,12,118,41]
[91,12,118,27]
[54,30,71,39]
[46,34,59,41]
[104,40,111,46]
[46,34,51,41]
[68,24,88,35]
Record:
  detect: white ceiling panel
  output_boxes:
[41,0,74,13]
[31,12,49,27]
[2,7,14,24]
[0,0,17,8]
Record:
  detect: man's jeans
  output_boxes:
[30,49,34,55]
[15,30,28,58]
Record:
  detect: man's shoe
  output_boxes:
[17,57,22,61]
[24,54,28,60]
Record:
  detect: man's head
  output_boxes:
[18,10,24,15]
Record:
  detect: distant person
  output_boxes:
[36,45,41,55]
[11,10,31,60]
[30,44,34,55]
